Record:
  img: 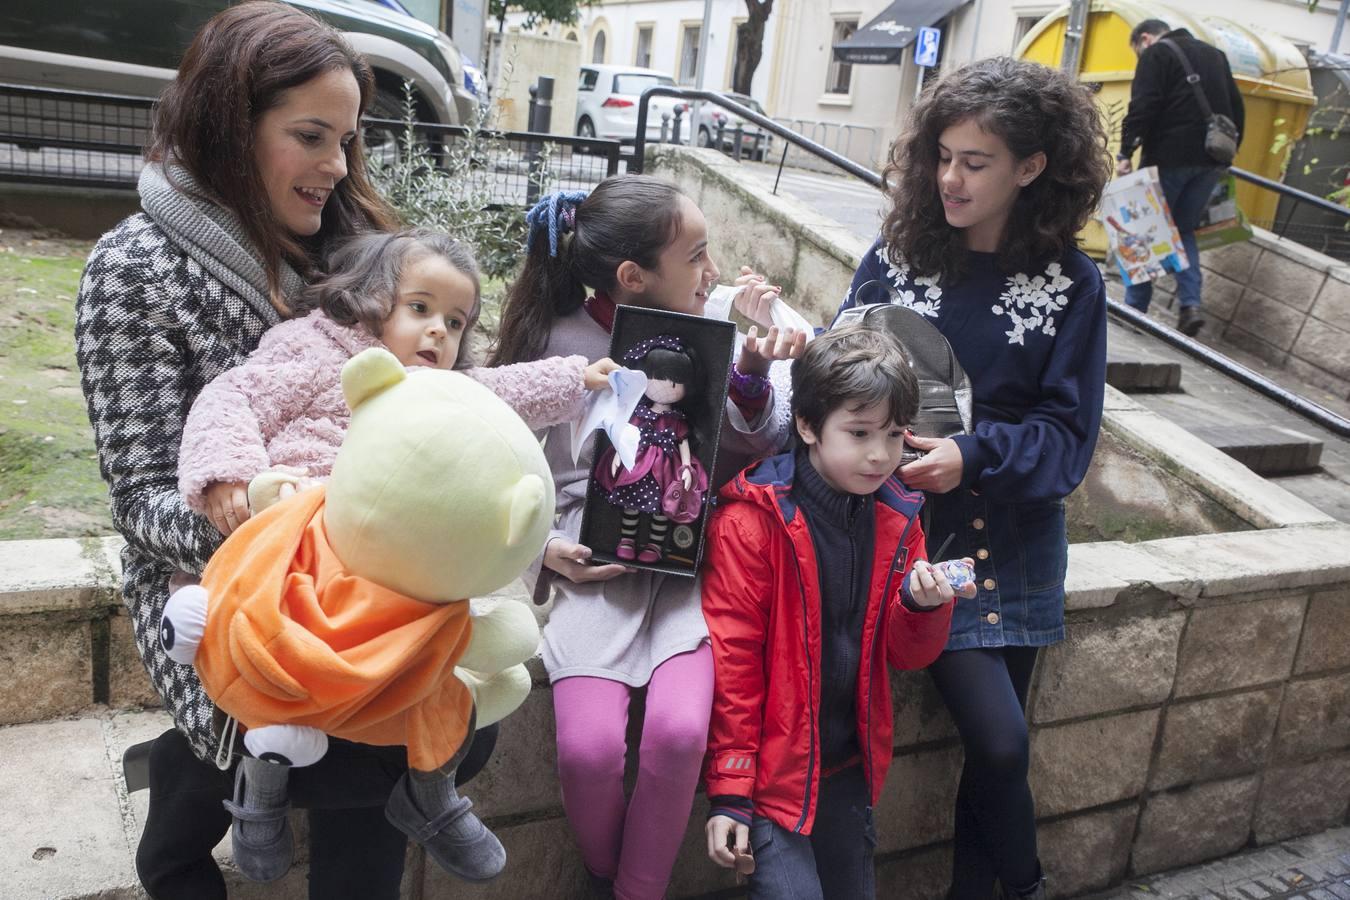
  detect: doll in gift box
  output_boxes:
[593,335,709,564]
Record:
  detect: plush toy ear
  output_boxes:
[341,348,407,412]
[505,474,547,548]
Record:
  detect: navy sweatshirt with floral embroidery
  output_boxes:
[837,239,1107,505]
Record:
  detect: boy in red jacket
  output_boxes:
[702,325,974,898]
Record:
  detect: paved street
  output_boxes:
[737,159,889,242]
[1089,827,1350,900]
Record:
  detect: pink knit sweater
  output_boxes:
[178,311,589,513]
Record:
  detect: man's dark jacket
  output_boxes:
[1120,28,1245,169]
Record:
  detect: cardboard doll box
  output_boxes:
[579,305,736,577]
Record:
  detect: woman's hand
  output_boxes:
[732,267,782,328]
[544,538,629,583]
[898,435,964,494]
[706,815,750,869]
[907,557,978,608]
[584,357,620,391]
[737,325,807,377]
[204,481,250,536]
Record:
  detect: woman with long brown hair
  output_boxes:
[75,4,489,896]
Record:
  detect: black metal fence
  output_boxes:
[362,117,622,208]
[0,84,153,190]
[0,82,622,203]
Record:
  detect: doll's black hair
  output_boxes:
[633,346,702,401]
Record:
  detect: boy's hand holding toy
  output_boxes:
[908,557,978,608]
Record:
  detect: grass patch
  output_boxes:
[0,235,112,539]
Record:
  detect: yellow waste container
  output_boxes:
[1015,1,1315,258]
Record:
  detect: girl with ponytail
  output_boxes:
[492,174,803,899]
[177,228,616,535]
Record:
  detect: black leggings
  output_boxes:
[136,723,498,900]
[926,646,1040,899]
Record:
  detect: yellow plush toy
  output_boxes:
[160,347,552,884]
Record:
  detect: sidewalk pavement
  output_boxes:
[1088,826,1350,900]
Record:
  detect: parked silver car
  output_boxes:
[693,91,773,160]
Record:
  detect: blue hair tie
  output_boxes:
[526,190,589,257]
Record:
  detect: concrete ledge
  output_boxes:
[1101,392,1334,531]
[0,538,119,615]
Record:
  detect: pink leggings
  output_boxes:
[552,644,713,900]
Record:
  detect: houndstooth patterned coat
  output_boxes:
[76,213,281,761]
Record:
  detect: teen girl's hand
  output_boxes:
[204,480,250,536]
[732,266,782,329]
[544,538,629,583]
[899,435,964,493]
[737,325,807,377]
[706,815,750,869]
[908,557,978,608]
[583,357,620,391]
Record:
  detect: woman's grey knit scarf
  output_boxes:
[138,159,306,325]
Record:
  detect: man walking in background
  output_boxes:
[1117,18,1244,337]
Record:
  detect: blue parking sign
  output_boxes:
[915,26,941,68]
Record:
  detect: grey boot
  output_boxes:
[223,756,293,882]
[385,769,506,882]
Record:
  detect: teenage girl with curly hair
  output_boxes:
[831,57,1112,898]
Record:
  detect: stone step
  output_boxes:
[1106,357,1183,392]
[0,707,319,900]
[1186,424,1325,476]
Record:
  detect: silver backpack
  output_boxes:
[832,280,974,464]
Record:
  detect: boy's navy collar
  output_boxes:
[791,447,869,529]
[743,449,924,524]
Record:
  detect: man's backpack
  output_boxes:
[832,280,973,464]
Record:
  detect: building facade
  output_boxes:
[506,0,1336,166]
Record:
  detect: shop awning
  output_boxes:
[832,0,972,65]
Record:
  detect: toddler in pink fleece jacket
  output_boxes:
[179,229,615,536]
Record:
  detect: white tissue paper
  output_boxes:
[571,367,648,470]
[704,284,816,340]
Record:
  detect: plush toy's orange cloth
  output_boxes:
[195,486,473,773]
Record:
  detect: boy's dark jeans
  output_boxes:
[747,766,876,900]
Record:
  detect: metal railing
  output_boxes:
[0,82,622,204]
[772,117,882,175]
[630,86,884,190]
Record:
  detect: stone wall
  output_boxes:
[6,523,1349,897]
[1121,230,1350,402]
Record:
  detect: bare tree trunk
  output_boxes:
[733,0,774,95]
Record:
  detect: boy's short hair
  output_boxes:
[791,324,920,437]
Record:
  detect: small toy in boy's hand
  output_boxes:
[935,559,975,593]
[733,845,755,879]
